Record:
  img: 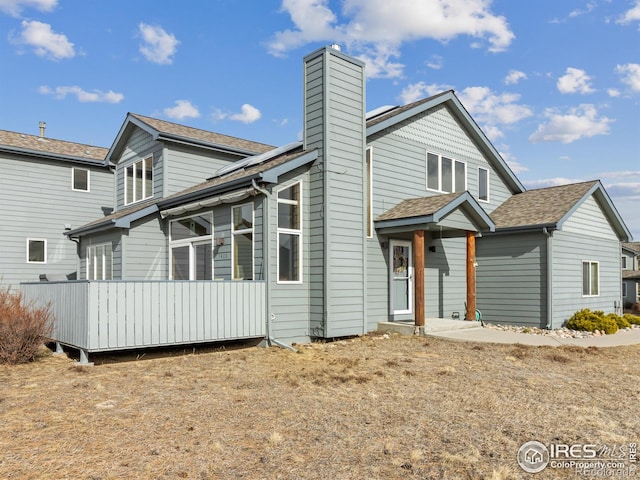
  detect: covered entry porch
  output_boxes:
[374,192,495,331]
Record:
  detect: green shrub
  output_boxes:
[565,309,618,334]
[0,287,53,364]
[624,314,640,325]
[607,313,630,330]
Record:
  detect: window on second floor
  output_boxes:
[72,168,89,192]
[426,152,466,194]
[622,256,628,269]
[125,156,153,205]
[478,167,489,202]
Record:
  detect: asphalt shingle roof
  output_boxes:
[130,114,274,155]
[623,242,640,254]
[375,192,465,221]
[0,129,108,162]
[489,181,598,229]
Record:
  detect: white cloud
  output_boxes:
[504,69,526,85]
[13,20,74,60]
[163,100,200,120]
[138,23,179,65]
[557,67,595,94]
[457,86,533,139]
[426,54,443,70]
[230,104,261,123]
[268,0,515,78]
[524,177,586,188]
[569,2,596,18]
[399,81,453,104]
[529,104,613,144]
[616,63,640,91]
[617,0,640,24]
[38,85,123,103]
[608,88,621,97]
[0,0,56,17]
[215,104,262,124]
[506,159,528,174]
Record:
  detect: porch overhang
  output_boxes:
[374,191,495,235]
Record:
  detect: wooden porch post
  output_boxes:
[466,231,476,321]
[414,230,425,328]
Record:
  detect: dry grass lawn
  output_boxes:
[1,334,639,479]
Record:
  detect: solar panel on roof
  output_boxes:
[212,141,303,178]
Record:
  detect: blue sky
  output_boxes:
[1,0,639,239]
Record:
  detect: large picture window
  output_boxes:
[169,213,213,280]
[87,243,113,280]
[26,238,46,264]
[125,156,153,204]
[582,261,599,297]
[427,152,466,193]
[277,182,302,283]
[232,203,254,280]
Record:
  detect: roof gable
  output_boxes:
[489,180,631,241]
[105,113,274,163]
[366,91,524,195]
[0,129,108,165]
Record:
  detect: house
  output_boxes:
[0,126,113,288]
[21,46,632,361]
[622,242,640,308]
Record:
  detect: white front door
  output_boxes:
[390,240,413,315]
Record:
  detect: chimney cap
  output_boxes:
[38,121,46,137]
[329,43,341,51]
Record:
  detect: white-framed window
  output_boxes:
[72,167,90,192]
[623,282,627,298]
[426,152,466,193]
[169,213,213,280]
[277,182,302,283]
[478,167,489,202]
[125,156,153,205]
[87,243,113,280]
[582,261,599,297]
[366,146,373,238]
[26,238,46,264]
[622,256,627,269]
[232,203,254,280]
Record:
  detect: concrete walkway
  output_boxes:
[377,319,640,347]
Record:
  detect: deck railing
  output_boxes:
[21,280,266,353]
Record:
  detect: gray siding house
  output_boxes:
[0,127,113,288]
[22,46,632,361]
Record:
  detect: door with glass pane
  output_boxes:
[390,240,413,315]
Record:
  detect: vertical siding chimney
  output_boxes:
[38,121,46,137]
[303,46,367,337]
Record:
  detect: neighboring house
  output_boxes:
[622,242,640,307]
[0,127,113,288]
[22,46,632,361]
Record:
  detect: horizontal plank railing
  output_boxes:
[21,280,266,352]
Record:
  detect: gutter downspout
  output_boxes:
[251,179,297,353]
[543,227,553,329]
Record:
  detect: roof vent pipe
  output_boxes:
[39,121,46,137]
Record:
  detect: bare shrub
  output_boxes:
[0,287,53,364]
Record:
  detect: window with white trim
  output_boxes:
[72,168,89,192]
[582,261,599,296]
[125,156,153,204]
[277,182,302,283]
[169,213,213,280]
[623,282,627,298]
[622,256,627,269]
[232,203,254,280]
[26,238,46,263]
[478,167,489,202]
[426,152,466,193]
[366,146,373,238]
[87,243,113,280]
